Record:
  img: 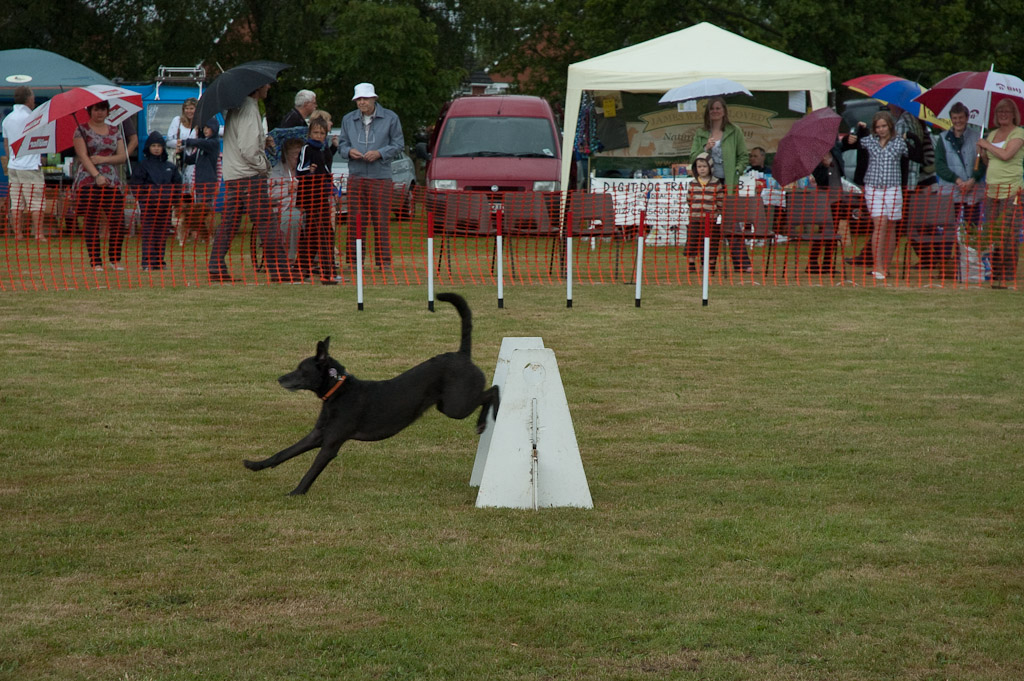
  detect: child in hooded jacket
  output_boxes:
[131,131,182,270]
[296,117,338,284]
[183,118,221,242]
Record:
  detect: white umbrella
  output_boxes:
[914,67,1024,131]
[659,78,752,104]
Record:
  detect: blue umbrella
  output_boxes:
[843,74,948,128]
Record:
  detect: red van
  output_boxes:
[426,95,561,194]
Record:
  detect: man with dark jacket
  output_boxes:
[806,141,847,274]
[279,90,317,129]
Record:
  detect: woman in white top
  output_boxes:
[166,97,198,186]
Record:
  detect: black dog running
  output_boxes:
[244,292,500,495]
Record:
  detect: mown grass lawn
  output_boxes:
[1,283,1022,680]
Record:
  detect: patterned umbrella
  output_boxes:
[10,84,142,155]
[843,74,948,129]
[771,107,842,187]
[914,68,1024,129]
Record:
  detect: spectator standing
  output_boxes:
[745,146,770,174]
[976,98,1024,288]
[120,116,138,174]
[685,152,725,273]
[808,143,846,274]
[73,101,128,271]
[296,117,339,284]
[853,111,908,280]
[279,90,317,129]
[208,83,294,283]
[309,110,340,153]
[2,85,46,241]
[935,102,985,225]
[166,98,202,244]
[182,118,221,243]
[689,97,752,272]
[845,108,930,267]
[337,82,404,269]
[130,131,182,270]
[269,138,304,262]
[166,98,199,184]
[890,104,935,188]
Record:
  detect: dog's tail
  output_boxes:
[437,292,472,356]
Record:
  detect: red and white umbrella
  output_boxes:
[914,68,1024,130]
[10,84,142,156]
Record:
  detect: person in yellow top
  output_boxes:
[977,98,1024,288]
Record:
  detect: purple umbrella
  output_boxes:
[772,107,842,186]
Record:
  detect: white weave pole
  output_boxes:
[496,209,504,309]
[426,213,435,311]
[566,211,574,308]
[634,211,645,307]
[356,213,364,311]
[701,214,711,307]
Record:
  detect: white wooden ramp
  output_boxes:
[473,339,593,509]
[471,337,545,487]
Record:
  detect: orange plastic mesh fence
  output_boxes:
[1,181,1018,292]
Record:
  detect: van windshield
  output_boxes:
[436,116,557,158]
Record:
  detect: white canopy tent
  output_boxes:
[560,22,832,190]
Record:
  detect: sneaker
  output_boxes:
[871,271,886,280]
[93,265,104,272]
[108,262,125,271]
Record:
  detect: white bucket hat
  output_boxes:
[352,83,377,100]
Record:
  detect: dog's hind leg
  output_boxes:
[476,385,500,434]
[289,443,343,495]
[244,429,323,472]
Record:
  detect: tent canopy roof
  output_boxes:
[560,23,832,188]
[0,48,112,101]
[567,22,830,94]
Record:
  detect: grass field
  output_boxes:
[2,284,1022,680]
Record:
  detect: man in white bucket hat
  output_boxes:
[338,82,405,269]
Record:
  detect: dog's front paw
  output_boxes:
[243,459,264,471]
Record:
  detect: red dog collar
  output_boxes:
[322,374,347,401]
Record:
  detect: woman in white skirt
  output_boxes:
[853,111,907,280]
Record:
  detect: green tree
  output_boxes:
[496,0,1024,114]
[0,0,243,82]
[0,1,119,77]
[212,0,463,133]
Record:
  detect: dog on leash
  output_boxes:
[244,292,500,495]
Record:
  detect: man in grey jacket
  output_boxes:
[337,82,404,268]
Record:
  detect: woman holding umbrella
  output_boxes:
[976,98,1024,288]
[690,97,752,272]
[73,100,128,271]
